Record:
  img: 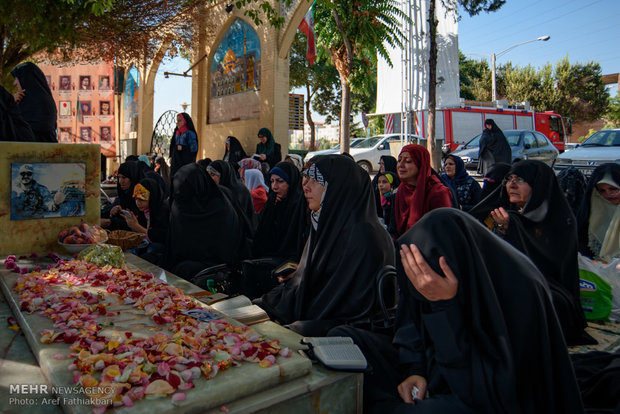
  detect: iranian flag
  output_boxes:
[298,4,316,66]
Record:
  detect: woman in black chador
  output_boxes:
[11,62,57,142]
[208,160,257,234]
[331,209,584,414]
[223,136,247,167]
[164,163,244,280]
[255,155,394,336]
[469,160,591,345]
[477,119,511,175]
[0,85,35,141]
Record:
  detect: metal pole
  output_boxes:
[491,53,496,102]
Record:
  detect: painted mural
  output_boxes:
[124,66,140,138]
[209,19,261,124]
[211,19,261,97]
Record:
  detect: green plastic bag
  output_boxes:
[579,269,612,321]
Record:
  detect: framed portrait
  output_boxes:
[99,75,111,90]
[79,127,92,142]
[79,101,91,116]
[59,101,71,117]
[100,126,113,141]
[79,75,91,91]
[99,100,111,116]
[10,163,86,220]
[59,75,71,91]
[59,128,72,143]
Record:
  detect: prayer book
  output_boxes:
[208,295,270,325]
[301,336,368,371]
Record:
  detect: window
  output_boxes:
[523,132,537,148]
[534,132,549,148]
[549,117,563,136]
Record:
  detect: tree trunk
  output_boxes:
[331,5,353,154]
[339,74,351,153]
[305,83,316,150]
[427,0,439,169]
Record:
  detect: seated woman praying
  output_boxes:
[101,161,147,231]
[469,160,591,345]
[126,177,169,265]
[242,162,309,298]
[577,163,620,262]
[330,209,584,414]
[255,155,395,336]
[164,163,244,280]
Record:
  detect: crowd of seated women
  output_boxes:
[101,133,619,412]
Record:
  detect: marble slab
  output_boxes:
[0,256,313,414]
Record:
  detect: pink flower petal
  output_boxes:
[53,354,66,360]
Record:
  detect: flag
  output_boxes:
[76,96,82,123]
[385,113,393,134]
[298,4,316,66]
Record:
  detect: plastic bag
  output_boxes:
[578,253,620,321]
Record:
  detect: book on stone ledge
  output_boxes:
[208,295,270,325]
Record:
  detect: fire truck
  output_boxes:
[411,101,571,152]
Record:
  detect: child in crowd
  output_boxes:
[376,171,398,228]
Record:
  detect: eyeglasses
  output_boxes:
[20,172,33,177]
[503,177,526,185]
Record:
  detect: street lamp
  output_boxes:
[491,35,550,102]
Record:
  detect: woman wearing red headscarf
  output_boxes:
[390,144,453,237]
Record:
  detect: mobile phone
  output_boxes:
[121,210,132,217]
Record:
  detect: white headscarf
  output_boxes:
[588,172,620,262]
[243,168,268,192]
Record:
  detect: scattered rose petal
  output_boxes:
[53,354,66,360]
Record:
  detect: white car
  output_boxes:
[553,129,620,177]
[303,138,367,163]
[349,134,423,172]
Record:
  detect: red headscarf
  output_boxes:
[395,144,452,236]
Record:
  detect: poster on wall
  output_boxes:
[10,163,86,220]
[209,18,261,123]
[211,18,261,97]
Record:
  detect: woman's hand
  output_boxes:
[123,211,146,234]
[13,89,25,103]
[397,375,427,404]
[490,207,509,231]
[400,244,458,302]
[259,154,267,161]
[110,205,122,216]
[100,218,111,228]
[277,271,295,283]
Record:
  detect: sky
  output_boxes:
[153,0,620,124]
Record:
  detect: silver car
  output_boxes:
[554,129,620,177]
[450,129,559,171]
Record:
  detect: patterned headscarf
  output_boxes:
[303,163,327,230]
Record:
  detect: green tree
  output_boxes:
[1,0,196,85]
[459,51,491,101]
[314,0,405,153]
[289,31,340,150]
[497,57,609,123]
[605,92,620,128]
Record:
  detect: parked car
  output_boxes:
[303,138,367,163]
[304,135,423,172]
[553,129,620,177]
[450,129,559,172]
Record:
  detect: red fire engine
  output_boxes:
[411,101,571,152]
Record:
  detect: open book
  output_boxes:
[208,295,270,325]
[301,336,368,371]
